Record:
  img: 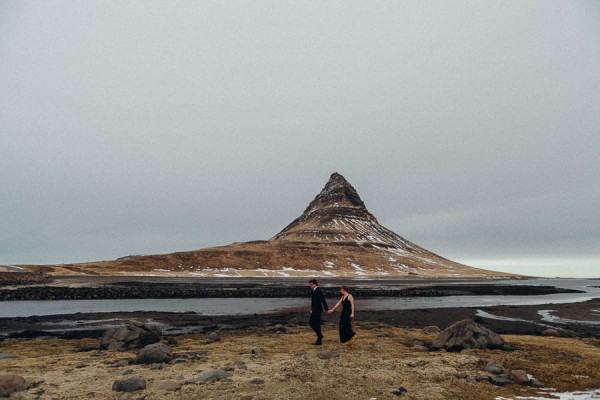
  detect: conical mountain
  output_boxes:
[23,173,516,278]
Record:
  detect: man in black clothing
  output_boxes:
[309,279,329,345]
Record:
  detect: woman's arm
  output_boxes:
[328,297,343,314]
[349,294,355,319]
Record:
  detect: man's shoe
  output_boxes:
[312,339,322,346]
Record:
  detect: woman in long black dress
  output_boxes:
[328,286,357,345]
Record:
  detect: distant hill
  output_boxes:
[21,173,518,278]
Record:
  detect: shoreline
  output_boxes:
[2,298,599,340]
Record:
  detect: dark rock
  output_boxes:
[466,376,478,384]
[158,380,182,391]
[112,377,146,392]
[170,358,188,365]
[112,359,130,367]
[0,375,27,397]
[150,363,163,370]
[432,320,505,351]
[391,386,408,396]
[73,346,96,353]
[541,329,560,337]
[252,348,266,355]
[134,343,173,364]
[207,332,221,342]
[490,376,514,386]
[316,350,338,360]
[100,322,162,350]
[0,353,17,360]
[484,360,505,375]
[453,372,467,379]
[167,337,178,345]
[195,369,231,383]
[508,369,530,385]
[529,378,543,387]
[75,363,88,369]
[422,326,441,335]
[222,363,235,372]
[235,360,247,370]
[249,379,265,385]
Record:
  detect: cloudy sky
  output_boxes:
[1,1,599,278]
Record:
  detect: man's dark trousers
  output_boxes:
[310,287,328,341]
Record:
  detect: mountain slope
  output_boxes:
[22,173,517,278]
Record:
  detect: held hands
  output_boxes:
[350,313,354,319]
[327,309,333,315]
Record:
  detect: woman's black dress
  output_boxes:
[339,295,356,343]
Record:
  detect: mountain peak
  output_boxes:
[303,172,368,215]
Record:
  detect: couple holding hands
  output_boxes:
[309,279,357,346]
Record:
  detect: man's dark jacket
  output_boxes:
[311,287,329,312]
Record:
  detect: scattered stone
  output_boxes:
[529,378,543,387]
[73,346,96,353]
[474,375,490,382]
[249,378,265,385]
[466,376,478,385]
[134,343,173,364]
[75,363,88,369]
[207,332,221,342]
[484,360,505,375]
[100,322,162,351]
[195,369,231,384]
[0,353,17,360]
[167,337,178,345]
[453,372,467,379]
[150,363,164,370]
[222,363,235,372]
[112,377,146,392]
[294,350,308,357]
[541,329,560,337]
[316,350,338,360]
[170,358,188,365]
[423,326,441,335]
[235,361,247,370]
[490,376,513,386]
[391,386,408,396]
[158,380,182,392]
[123,369,134,375]
[252,348,266,355]
[0,375,27,397]
[266,324,286,334]
[112,359,130,368]
[508,369,530,385]
[432,320,505,351]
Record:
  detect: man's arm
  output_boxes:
[320,290,329,311]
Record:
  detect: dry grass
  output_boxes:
[1,325,599,400]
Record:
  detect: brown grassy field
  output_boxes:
[2,323,599,399]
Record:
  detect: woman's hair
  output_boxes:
[341,285,351,293]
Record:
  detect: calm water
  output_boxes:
[1,278,598,318]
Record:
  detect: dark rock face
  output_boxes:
[112,377,146,392]
[432,320,505,351]
[100,323,162,350]
[134,343,172,364]
[0,375,27,397]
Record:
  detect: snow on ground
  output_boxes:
[496,388,600,399]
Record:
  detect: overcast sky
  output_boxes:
[1,1,599,278]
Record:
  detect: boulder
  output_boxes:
[0,375,27,397]
[432,320,505,351]
[508,369,530,385]
[158,380,182,391]
[194,369,230,384]
[207,332,221,342]
[112,377,146,392]
[100,322,162,350]
[422,326,441,335]
[134,343,173,364]
[484,360,505,375]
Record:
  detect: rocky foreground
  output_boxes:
[1,320,600,400]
